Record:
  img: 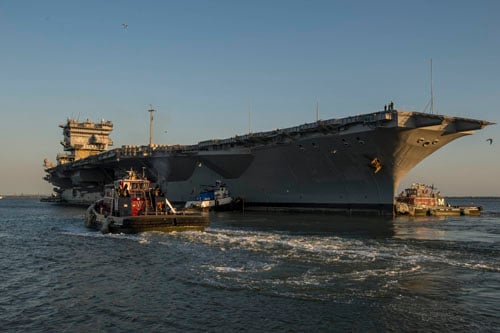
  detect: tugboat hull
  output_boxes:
[86,205,209,234]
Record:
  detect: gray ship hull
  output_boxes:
[45,110,493,215]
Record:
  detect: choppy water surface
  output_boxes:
[1,198,499,332]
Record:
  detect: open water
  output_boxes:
[1,197,499,332]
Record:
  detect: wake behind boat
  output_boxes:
[85,169,209,234]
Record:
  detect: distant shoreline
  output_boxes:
[1,195,499,199]
[447,196,500,199]
[0,194,48,198]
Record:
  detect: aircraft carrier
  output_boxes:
[43,108,493,215]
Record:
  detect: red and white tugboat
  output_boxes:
[395,183,481,217]
[395,183,456,216]
[85,169,209,234]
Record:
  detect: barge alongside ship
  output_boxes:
[43,109,493,216]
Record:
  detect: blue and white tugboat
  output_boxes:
[184,180,234,211]
[85,169,209,234]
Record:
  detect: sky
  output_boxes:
[0,0,499,196]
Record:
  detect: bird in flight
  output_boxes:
[486,138,493,145]
[122,23,128,29]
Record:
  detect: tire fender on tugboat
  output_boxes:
[101,217,112,234]
[85,206,96,228]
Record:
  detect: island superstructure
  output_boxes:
[43,118,114,203]
[43,109,493,215]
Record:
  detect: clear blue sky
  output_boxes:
[0,0,498,195]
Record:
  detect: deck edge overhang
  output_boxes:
[396,110,494,133]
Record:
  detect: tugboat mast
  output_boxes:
[430,58,434,114]
[148,106,155,147]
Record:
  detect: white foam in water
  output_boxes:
[137,235,151,244]
[60,221,499,293]
[211,265,246,273]
[174,228,398,267]
[59,227,143,242]
[175,228,426,294]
